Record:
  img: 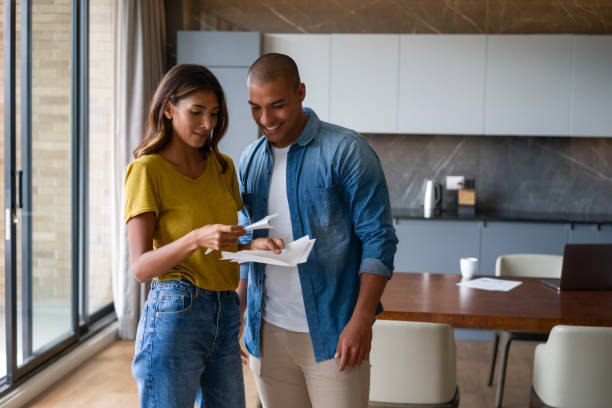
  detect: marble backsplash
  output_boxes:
[180,0,612,34]
[367,134,612,214]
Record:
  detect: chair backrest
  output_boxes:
[532,325,612,408]
[370,320,456,405]
[495,254,562,278]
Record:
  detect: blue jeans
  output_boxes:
[132,279,246,408]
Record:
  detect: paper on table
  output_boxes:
[220,235,316,267]
[204,214,279,255]
[456,277,522,292]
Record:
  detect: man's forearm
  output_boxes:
[351,273,388,323]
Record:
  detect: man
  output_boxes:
[237,53,398,408]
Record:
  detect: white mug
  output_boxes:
[460,257,478,279]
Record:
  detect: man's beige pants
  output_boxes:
[249,320,370,408]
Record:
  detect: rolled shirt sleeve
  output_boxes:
[335,134,398,279]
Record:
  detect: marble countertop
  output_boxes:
[392,208,612,224]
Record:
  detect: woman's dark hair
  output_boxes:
[134,64,229,173]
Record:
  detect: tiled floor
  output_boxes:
[24,339,537,408]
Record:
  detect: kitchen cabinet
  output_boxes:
[395,217,612,276]
[570,35,612,137]
[568,224,597,243]
[263,34,331,121]
[596,225,612,243]
[329,34,399,133]
[398,35,485,135]
[394,219,481,274]
[177,31,261,166]
[484,35,573,136]
[478,222,567,275]
[263,33,611,137]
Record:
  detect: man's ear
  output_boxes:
[297,82,306,103]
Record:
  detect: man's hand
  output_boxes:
[334,315,372,372]
[334,273,387,372]
[249,237,285,253]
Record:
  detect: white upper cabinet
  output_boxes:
[329,34,399,133]
[262,33,610,137]
[398,35,486,134]
[264,34,331,121]
[484,35,573,136]
[570,35,612,137]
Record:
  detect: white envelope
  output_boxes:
[220,235,316,267]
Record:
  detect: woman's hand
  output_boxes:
[247,237,285,253]
[191,224,246,251]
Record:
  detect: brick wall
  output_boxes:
[31,0,73,300]
[0,0,114,308]
[88,0,113,311]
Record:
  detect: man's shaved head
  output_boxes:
[247,53,301,89]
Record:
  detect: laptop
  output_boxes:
[541,244,612,292]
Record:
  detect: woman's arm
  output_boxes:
[127,212,246,282]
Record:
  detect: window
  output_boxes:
[1,0,115,391]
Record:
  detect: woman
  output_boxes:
[125,64,282,408]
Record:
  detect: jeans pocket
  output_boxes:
[231,292,240,308]
[134,304,148,353]
[156,292,193,317]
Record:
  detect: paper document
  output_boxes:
[220,235,316,267]
[245,213,278,231]
[204,214,279,255]
[456,277,522,292]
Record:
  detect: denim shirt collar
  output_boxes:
[295,108,320,146]
[265,107,320,152]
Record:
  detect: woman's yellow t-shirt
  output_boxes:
[124,152,243,291]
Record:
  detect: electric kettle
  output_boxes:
[423,179,442,218]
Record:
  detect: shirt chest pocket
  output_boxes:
[306,185,346,231]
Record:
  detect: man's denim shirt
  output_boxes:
[238,108,398,362]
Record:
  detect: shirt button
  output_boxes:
[266,170,270,175]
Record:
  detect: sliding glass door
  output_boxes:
[2,0,115,391]
[1,0,6,380]
[22,0,75,364]
[2,0,77,380]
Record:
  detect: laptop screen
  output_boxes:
[560,244,612,291]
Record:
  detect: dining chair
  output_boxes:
[488,254,563,408]
[530,325,612,408]
[369,320,459,408]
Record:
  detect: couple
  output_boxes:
[124,53,398,408]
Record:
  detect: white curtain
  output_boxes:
[111,0,166,339]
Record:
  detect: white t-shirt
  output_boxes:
[261,145,309,332]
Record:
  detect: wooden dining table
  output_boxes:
[379,272,612,331]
